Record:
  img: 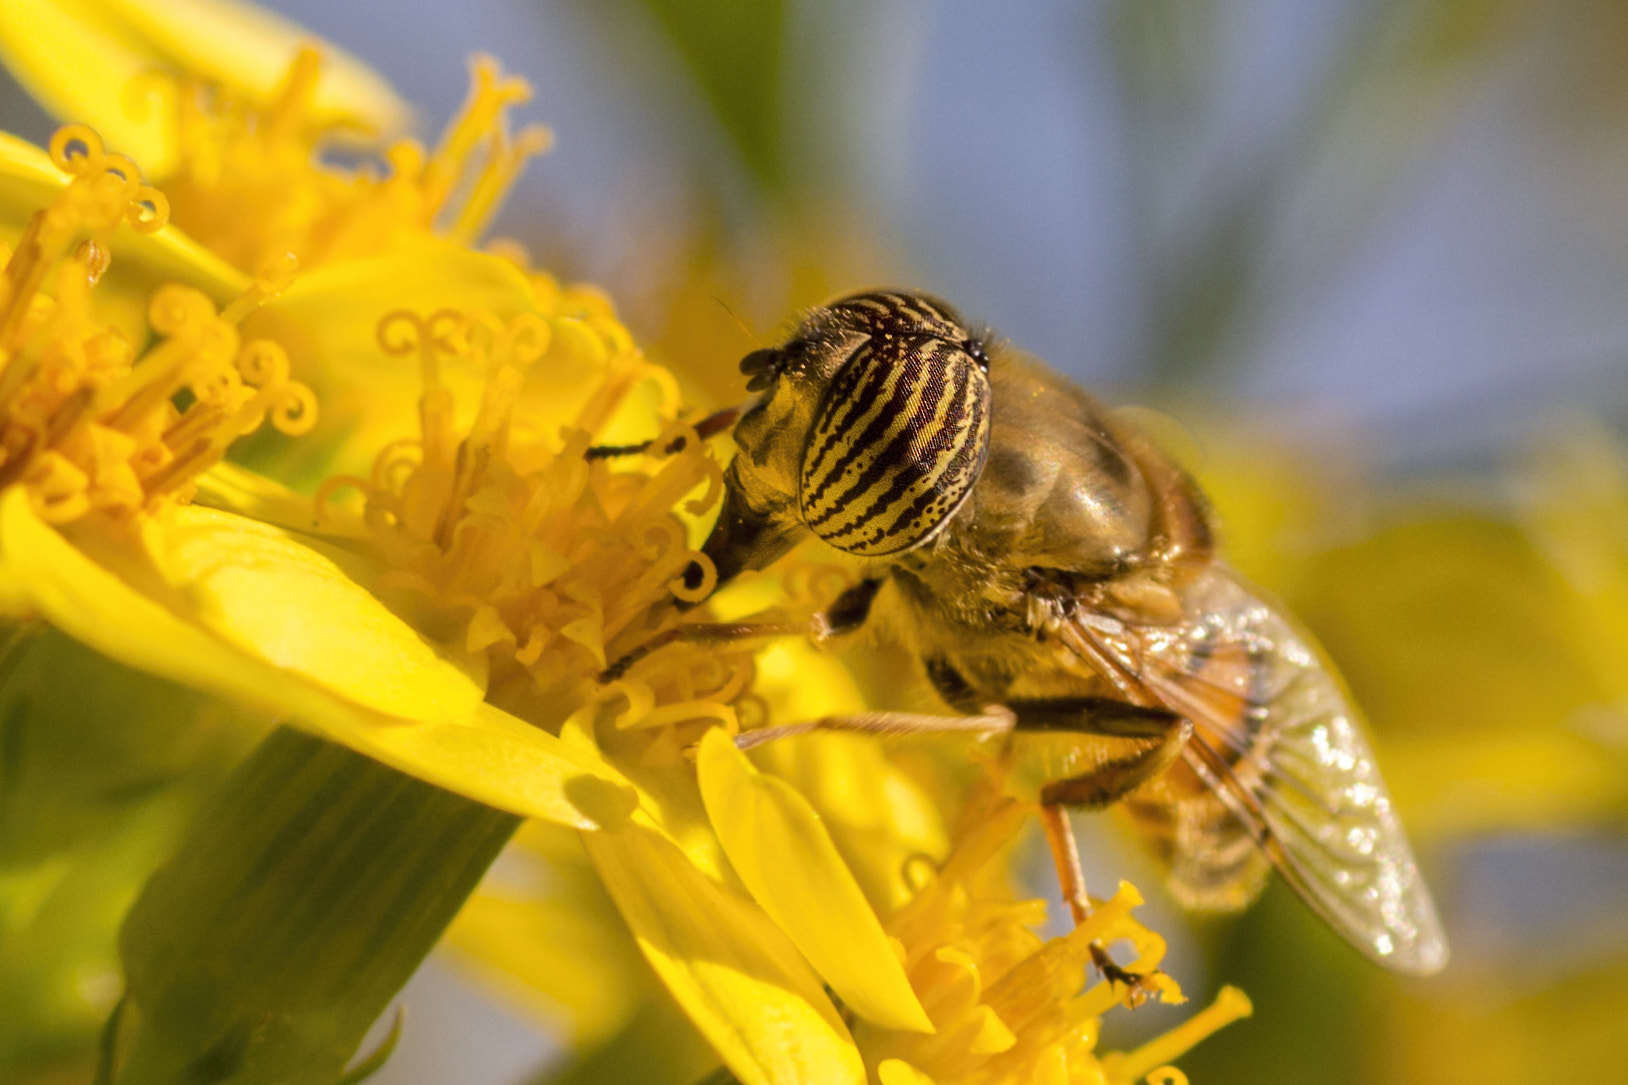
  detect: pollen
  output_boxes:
[0,128,314,525]
[857,794,1247,1085]
[160,49,552,271]
[317,295,752,733]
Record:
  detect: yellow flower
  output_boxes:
[854,792,1251,1085]
[0,28,639,827]
[0,0,407,180]
[458,739,1253,1085]
[0,4,1258,1082]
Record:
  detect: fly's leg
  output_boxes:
[740,695,1190,1003]
[1030,705,1193,807]
[733,706,1016,750]
[600,620,808,682]
[600,577,885,682]
[1016,697,1192,1006]
[1038,803,1157,1005]
[585,405,744,460]
[1039,801,1092,926]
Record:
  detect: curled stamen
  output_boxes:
[49,125,105,175]
[314,475,371,523]
[670,552,717,603]
[497,312,552,372]
[125,187,169,234]
[236,338,291,388]
[0,156,317,527]
[267,382,319,436]
[328,300,754,724]
[1147,1068,1191,1085]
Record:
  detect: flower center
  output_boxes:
[317,297,755,732]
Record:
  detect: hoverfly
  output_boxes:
[613,289,1447,979]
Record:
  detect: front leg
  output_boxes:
[600,576,886,682]
[815,576,883,639]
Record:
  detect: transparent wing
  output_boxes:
[1069,565,1449,975]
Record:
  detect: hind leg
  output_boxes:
[1023,703,1192,1006]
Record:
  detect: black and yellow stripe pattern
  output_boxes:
[821,291,974,346]
[797,301,992,557]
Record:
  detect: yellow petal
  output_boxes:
[0,128,72,196]
[752,638,868,720]
[878,1060,938,1085]
[584,716,735,885]
[0,0,406,177]
[749,728,950,915]
[697,729,934,1034]
[252,242,537,342]
[143,504,479,721]
[193,461,353,538]
[0,490,631,826]
[582,814,866,1085]
[354,701,636,830]
[0,0,176,173]
[98,0,407,131]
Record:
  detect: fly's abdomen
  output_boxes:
[798,334,992,556]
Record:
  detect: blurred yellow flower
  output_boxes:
[0,0,407,179]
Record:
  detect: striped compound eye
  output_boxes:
[798,332,993,556]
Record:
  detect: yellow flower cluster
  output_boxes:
[162,49,548,271]
[859,796,1248,1085]
[0,126,312,526]
[312,298,745,727]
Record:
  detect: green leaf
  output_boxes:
[0,625,264,1081]
[629,0,787,187]
[110,727,520,1084]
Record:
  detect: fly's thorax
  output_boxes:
[935,349,1160,578]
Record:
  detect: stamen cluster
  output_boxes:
[0,127,313,525]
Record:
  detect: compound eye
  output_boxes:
[798,335,992,556]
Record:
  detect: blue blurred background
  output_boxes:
[5,1,1627,1082]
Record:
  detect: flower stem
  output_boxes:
[108,725,520,1084]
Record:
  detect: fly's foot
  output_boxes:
[1090,944,1162,1008]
